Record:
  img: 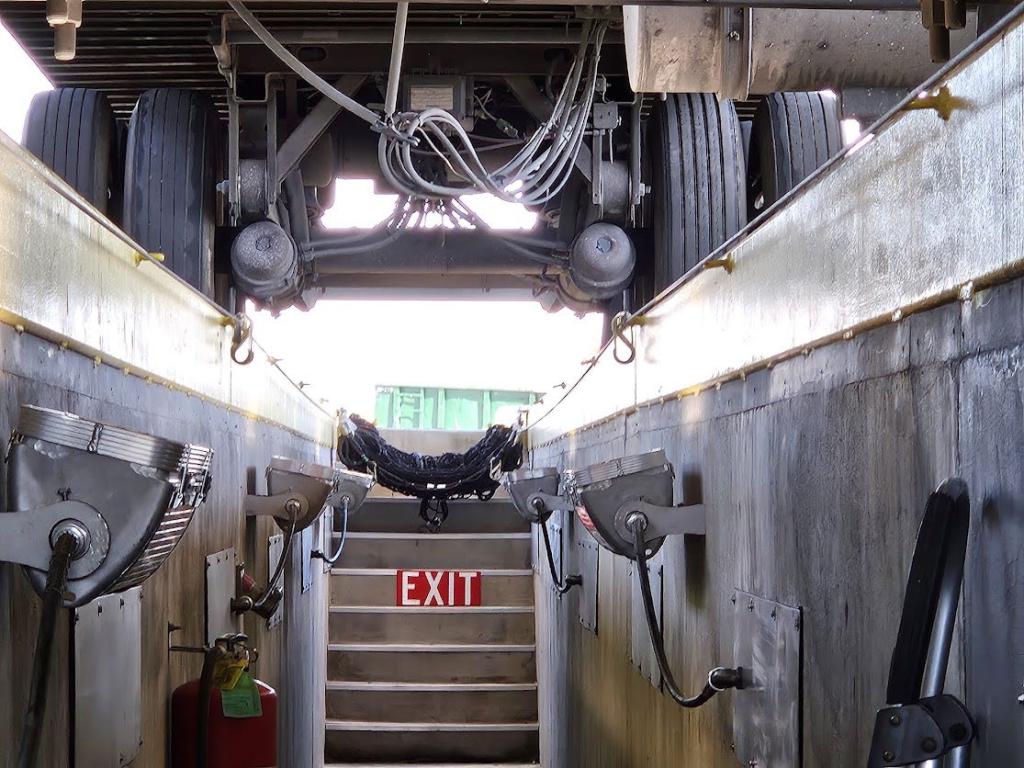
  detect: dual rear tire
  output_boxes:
[24,87,219,297]
[632,89,844,309]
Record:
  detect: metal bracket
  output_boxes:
[243,492,309,521]
[867,695,975,766]
[0,500,108,577]
[613,499,706,544]
[527,490,575,520]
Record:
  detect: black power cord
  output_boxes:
[539,517,582,595]
[630,518,743,708]
[17,531,77,768]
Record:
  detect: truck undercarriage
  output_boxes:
[0,0,1011,319]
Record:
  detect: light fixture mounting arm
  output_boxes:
[614,498,706,545]
[0,499,108,575]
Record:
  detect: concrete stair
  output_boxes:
[325,497,539,765]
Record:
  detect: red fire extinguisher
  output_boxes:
[172,634,277,768]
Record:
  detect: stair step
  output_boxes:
[325,721,539,763]
[329,606,535,644]
[326,681,538,723]
[328,642,536,684]
[331,567,534,607]
[349,498,528,534]
[335,532,532,570]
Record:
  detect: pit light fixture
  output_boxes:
[1,405,213,767]
[570,449,744,708]
[235,457,362,617]
[312,467,375,566]
[504,466,582,594]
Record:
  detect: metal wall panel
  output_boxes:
[0,131,334,448]
[531,295,979,766]
[0,324,331,768]
[74,589,143,767]
[628,552,663,689]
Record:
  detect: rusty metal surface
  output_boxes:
[0,130,333,447]
[529,8,1024,447]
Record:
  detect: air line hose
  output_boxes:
[630,520,743,708]
[314,495,350,567]
[539,517,582,595]
[17,532,78,768]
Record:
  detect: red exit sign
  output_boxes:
[396,570,482,607]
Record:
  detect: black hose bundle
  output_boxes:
[338,414,522,529]
[18,532,77,768]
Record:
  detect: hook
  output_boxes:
[611,311,643,365]
[229,313,255,366]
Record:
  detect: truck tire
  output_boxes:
[749,91,842,215]
[123,89,218,296]
[636,93,746,308]
[23,88,119,216]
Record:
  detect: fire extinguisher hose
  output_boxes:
[17,531,77,768]
[196,643,228,768]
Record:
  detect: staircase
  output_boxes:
[325,497,540,767]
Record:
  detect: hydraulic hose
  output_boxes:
[17,532,77,768]
[539,517,582,595]
[314,496,350,567]
[630,519,743,708]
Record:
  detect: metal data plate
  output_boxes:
[577,538,600,634]
[267,534,284,629]
[74,588,142,767]
[629,552,663,689]
[301,525,314,593]
[733,590,802,768]
[206,547,240,646]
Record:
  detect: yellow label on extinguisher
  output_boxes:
[212,657,248,691]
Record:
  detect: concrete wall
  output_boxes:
[532,278,1024,767]
[0,324,331,767]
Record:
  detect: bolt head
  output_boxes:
[920,737,938,753]
[889,714,902,726]
[882,750,895,762]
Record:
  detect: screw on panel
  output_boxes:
[882,750,895,761]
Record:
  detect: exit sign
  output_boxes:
[396,570,482,607]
